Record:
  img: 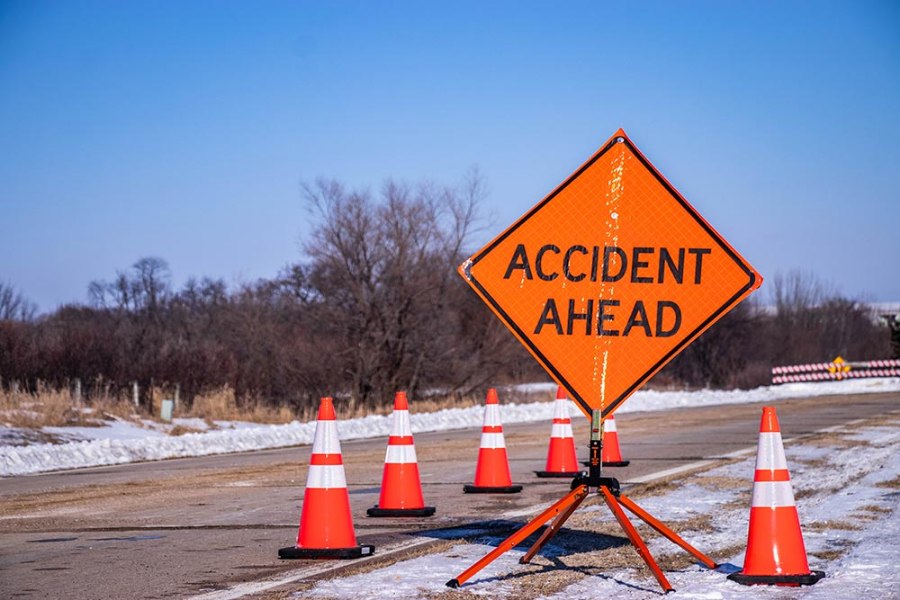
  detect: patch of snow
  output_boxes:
[293,422,899,600]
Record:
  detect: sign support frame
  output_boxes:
[446,411,718,593]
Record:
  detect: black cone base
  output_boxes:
[728,570,825,586]
[446,578,460,588]
[463,484,523,494]
[534,470,585,478]
[583,460,630,467]
[367,505,436,517]
[278,544,375,560]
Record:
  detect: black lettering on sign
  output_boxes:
[602,247,627,282]
[598,299,620,336]
[534,299,562,334]
[505,244,711,284]
[563,245,588,282]
[532,299,682,338]
[623,301,651,336]
[631,247,655,283]
[656,300,681,337]
[504,244,533,279]
[658,247,684,284]
[535,245,560,281]
[567,299,593,335]
[688,248,711,284]
[590,246,601,281]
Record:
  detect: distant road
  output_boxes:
[1,391,897,599]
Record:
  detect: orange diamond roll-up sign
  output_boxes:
[459,129,762,419]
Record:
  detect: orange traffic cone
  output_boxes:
[368,392,435,517]
[582,414,630,467]
[602,415,630,467]
[279,397,374,559]
[464,388,522,493]
[728,406,824,586]
[535,386,583,478]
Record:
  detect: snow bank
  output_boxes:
[1,378,898,477]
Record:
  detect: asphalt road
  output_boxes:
[1,391,897,599]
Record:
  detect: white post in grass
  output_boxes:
[132,381,139,408]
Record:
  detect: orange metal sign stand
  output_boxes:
[447,411,717,593]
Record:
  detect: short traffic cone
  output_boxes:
[464,388,522,493]
[601,415,630,467]
[535,386,583,478]
[279,397,374,559]
[582,414,630,467]
[728,406,824,586]
[368,391,435,517]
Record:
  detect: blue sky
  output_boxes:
[1,1,898,312]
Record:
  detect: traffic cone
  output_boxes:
[582,414,630,467]
[535,386,583,478]
[464,388,522,493]
[601,415,630,467]
[279,397,374,559]
[368,391,435,517]
[728,406,824,586]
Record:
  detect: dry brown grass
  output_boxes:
[1,382,558,435]
[183,386,296,424]
[876,475,900,490]
[805,519,862,532]
[409,393,483,414]
[694,476,749,492]
[0,384,114,428]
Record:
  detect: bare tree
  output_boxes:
[301,172,484,407]
[89,257,171,314]
[0,282,37,321]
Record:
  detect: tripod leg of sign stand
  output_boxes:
[519,490,586,564]
[617,493,717,569]
[446,484,588,588]
[599,486,675,593]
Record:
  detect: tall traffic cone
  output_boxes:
[728,406,824,586]
[535,386,583,478]
[368,391,435,517]
[279,397,374,559]
[464,388,522,493]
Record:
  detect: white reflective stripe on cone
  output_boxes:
[483,405,501,426]
[480,432,507,449]
[311,421,341,454]
[551,423,574,438]
[751,481,796,508]
[605,418,618,432]
[553,401,570,419]
[385,444,418,464]
[392,410,412,436]
[306,464,348,489]
[755,432,788,470]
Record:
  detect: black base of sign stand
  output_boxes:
[534,470,585,478]
[463,484,523,494]
[582,459,630,467]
